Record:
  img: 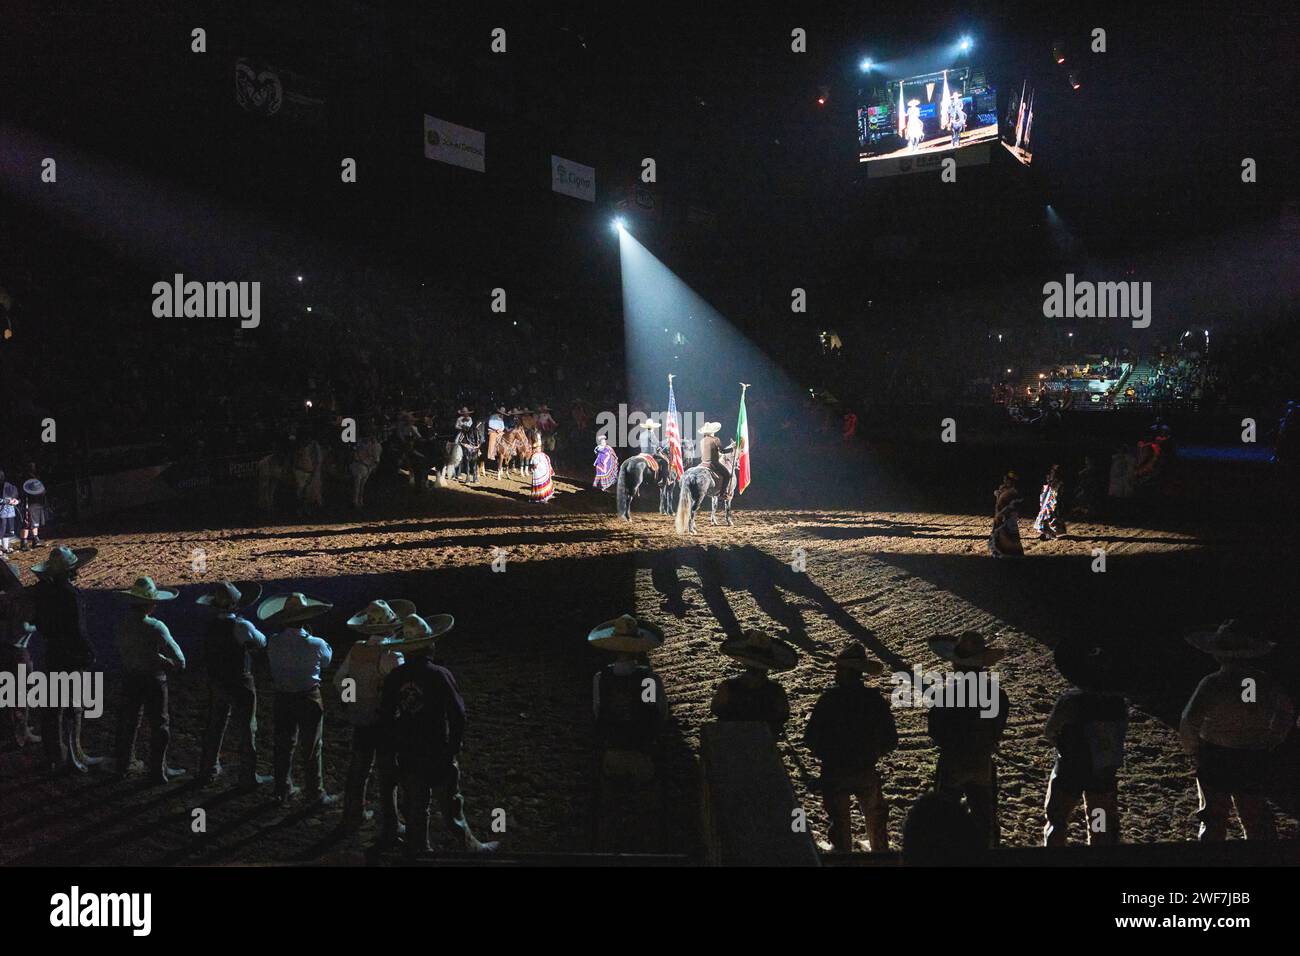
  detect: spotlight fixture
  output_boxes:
[1068,70,1082,90]
[611,217,626,234]
[959,35,973,52]
[859,58,872,72]
[1052,40,1066,64]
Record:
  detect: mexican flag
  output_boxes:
[734,390,751,495]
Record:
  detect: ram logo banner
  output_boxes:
[234,58,325,126]
[551,155,596,202]
[424,115,486,172]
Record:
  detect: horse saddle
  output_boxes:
[637,454,659,475]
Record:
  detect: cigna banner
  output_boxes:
[423,115,485,172]
[551,154,595,202]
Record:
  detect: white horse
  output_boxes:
[349,436,383,507]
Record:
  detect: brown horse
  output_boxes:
[494,426,536,479]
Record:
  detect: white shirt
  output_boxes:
[267,626,332,692]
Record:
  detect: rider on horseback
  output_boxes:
[697,422,734,497]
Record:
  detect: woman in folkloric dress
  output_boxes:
[1033,464,1067,540]
[528,437,555,503]
[989,472,1024,558]
[592,434,619,492]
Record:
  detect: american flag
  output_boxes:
[665,375,684,478]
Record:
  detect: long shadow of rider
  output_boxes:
[646,544,907,671]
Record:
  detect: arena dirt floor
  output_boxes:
[2,460,1297,864]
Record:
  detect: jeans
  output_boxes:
[398,757,470,851]
[821,766,889,852]
[1043,766,1120,846]
[115,671,171,774]
[343,723,399,833]
[273,688,324,798]
[200,678,259,784]
[1196,778,1276,841]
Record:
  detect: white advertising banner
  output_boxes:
[551,154,596,202]
[423,114,485,172]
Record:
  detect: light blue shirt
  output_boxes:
[267,626,332,692]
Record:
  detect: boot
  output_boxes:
[70,716,103,770]
[149,766,188,786]
[460,822,500,853]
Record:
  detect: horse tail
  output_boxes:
[616,464,630,517]
[674,472,692,533]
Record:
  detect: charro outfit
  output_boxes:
[1179,624,1293,842]
[114,606,186,779]
[927,633,1010,848]
[804,649,897,853]
[32,571,95,770]
[698,434,733,494]
[266,623,333,801]
[1042,687,1126,845]
[379,656,477,850]
[198,602,268,787]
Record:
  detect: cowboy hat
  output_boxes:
[1185,620,1274,659]
[22,479,45,496]
[721,629,798,672]
[456,407,473,416]
[118,576,179,604]
[587,614,665,654]
[1053,639,1126,693]
[929,631,1006,668]
[698,422,722,435]
[346,598,418,634]
[31,546,97,579]
[834,642,884,675]
[387,613,455,652]
[196,580,263,610]
[256,592,333,626]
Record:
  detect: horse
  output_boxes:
[615,451,673,521]
[254,449,293,513]
[349,436,383,507]
[673,457,734,534]
[256,439,327,514]
[495,426,536,479]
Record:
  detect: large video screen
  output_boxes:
[857,67,998,164]
[1001,81,1035,165]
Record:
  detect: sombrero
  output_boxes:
[1185,620,1274,660]
[118,576,179,604]
[31,546,98,579]
[346,599,418,635]
[256,592,333,626]
[929,631,1006,668]
[196,580,263,610]
[456,407,473,416]
[834,642,884,675]
[387,613,455,652]
[640,420,661,429]
[698,422,722,435]
[1053,640,1126,693]
[721,629,798,672]
[22,479,45,496]
[587,614,665,654]
[908,98,920,106]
